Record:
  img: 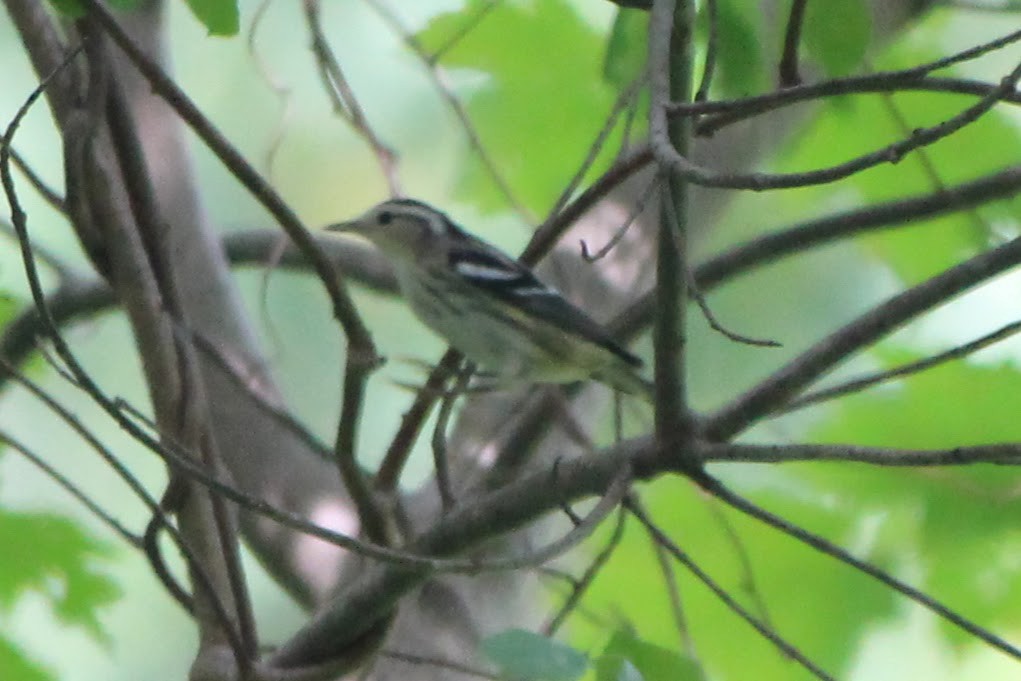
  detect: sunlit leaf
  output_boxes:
[417,0,621,215]
[185,0,239,37]
[47,0,150,17]
[574,477,895,680]
[604,8,648,89]
[595,630,703,681]
[809,351,1021,642]
[713,0,766,96]
[0,636,53,681]
[773,46,1021,284]
[802,0,872,77]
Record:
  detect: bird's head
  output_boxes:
[326,198,463,262]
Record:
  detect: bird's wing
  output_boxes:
[447,244,643,368]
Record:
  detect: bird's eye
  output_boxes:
[378,211,393,225]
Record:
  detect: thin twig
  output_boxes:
[876,80,990,241]
[652,58,1021,189]
[627,497,835,681]
[374,349,461,493]
[705,234,1021,440]
[581,171,661,262]
[362,0,529,218]
[0,428,141,546]
[522,144,655,265]
[180,324,333,458]
[10,147,66,212]
[695,75,1021,135]
[778,0,807,87]
[644,507,694,655]
[687,268,781,347]
[694,0,718,101]
[672,27,1021,117]
[79,0,377,356]
[543,506,627,636]
[546,73,648,223]
[246,0,295,176]
[702,497,773,628]
[696,475,1021,661]
[425,0,499,64]
[335,356,389,543]
[304,0,401,195]
[431,360,472,511]
[784,319,1021,412]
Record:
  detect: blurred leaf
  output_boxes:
[802,0,872,77]
[0,509,120,640]
[808,351,1021,642]
[815,350,1021,449]
[0,294,17,329]
[47,0,153,17]
[0,636,53,681]
[573,476,895,681]
[614,660,644,681]
[185,0,239,36]
[481,629,588,681]
[773,54,1021,284]
[417,0,621,215]
[595,630,703,681]
[45,0,85,17]
[855,43,1021,279]
[604,9,648,88]
[712,0,766,96]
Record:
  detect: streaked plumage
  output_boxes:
[327,199,652,398]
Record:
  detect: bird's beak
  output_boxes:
[325,219,361,234]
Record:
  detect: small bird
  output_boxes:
[326,198,652,399]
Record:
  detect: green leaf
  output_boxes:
[802,0,871,77]
[809,352,1021,643]
[0,636,53,681]
[46,0,85,17]
[595,630,703,681]
[0,294,17,330]
[772,39,1021,283]
[0,509,120,640]
[604,9,648,88]
[185,0,240,36]
[573,476,895,679]
[713,0,766,97]
[481,629,588,681]
[47,0,148,17]
[417,0,621,214]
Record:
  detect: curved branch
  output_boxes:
[696,76,1021,136]
[650,58,1021,190]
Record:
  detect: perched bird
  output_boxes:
[327,198,652,399]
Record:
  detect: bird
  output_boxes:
[326,198,652,400]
